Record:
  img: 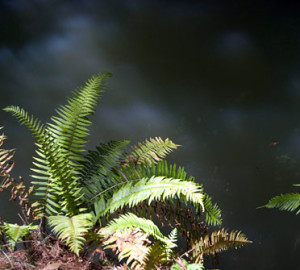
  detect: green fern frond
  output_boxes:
[1,223,38,251]
[126,137,179,165]
[3,106,57,215]
[101,213,177,270]
[202,194,222,226]
[48,73,111,172]
[48,213,94,256]
[120,161,221,225]
[119,160,195,183]
[261,193,300,214]
[94,176,204,219]
[167,228,178,244]
[3,106,82,216]
[79,140,129,201]
[191,228,252,263]
[3,106,46,140]
[100,213,176,248]
[144,241,172,270]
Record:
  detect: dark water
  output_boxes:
[0,1,300,269]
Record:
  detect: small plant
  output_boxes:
[1,74,252,269]
[0,222,38,251]
[260,186,300,214]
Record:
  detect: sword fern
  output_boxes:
[3,74,250,267]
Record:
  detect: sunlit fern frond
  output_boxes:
[48,213,94,256]
[118,161,222,226]
[94,176,204,220]
[102,227,151,270]
[3,106,80,216]
[100,213,176,248]
[79,140,129,202]
[125,137,179,165]
[47,73,111,173]
[191,228,252,263]
[1,223,38,251]
[100,213,176,270]
[261,193,300,214]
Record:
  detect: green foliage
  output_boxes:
[3,74,250,268]
[100,213,177,269]
[118,160,222,226]
[261,193,300,214]
[125,137,179,165]
[1,223,38,251]
[100,212,176,248]
[94,176,205,220]
[79,140,130,202]
[4,73,111,217]
[171,259,204,270]
[48,73,110,170]
[48,213,94,256]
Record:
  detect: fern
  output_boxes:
[101,213,177,269]
[118,161,222,226]
[1,223,38,251]
[102,227,151,270]
[100,213,176,248]
[3,74,249,267]
[261,193,300,214]
[48,73,111,172]
[191,229,252,263]
[94,176,204,219]
[202,194,222,226]
[3,106,79,216]
[4,73,111,217]
[79,140,129,202]
[125,137,179,165]
[48,213,94,255]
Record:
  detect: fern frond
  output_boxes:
[94,176,204,220]
[126,137,179,165]
[48,213,94,256]
[48,73,111,172]
[3,106,46,140]
[191,228,252,263]
[101,213,176,269]
[202,194,222,226]
[102,227,151,270]
[1,223,38,251]
[119,160,195,183]
[79,140,129,201]
[261,193,300,214]
[100,213,176,248]
[144,241,173,270]
[117,161,221,227]
[3,106,80,216]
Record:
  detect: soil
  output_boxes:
[0,232,115,270]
